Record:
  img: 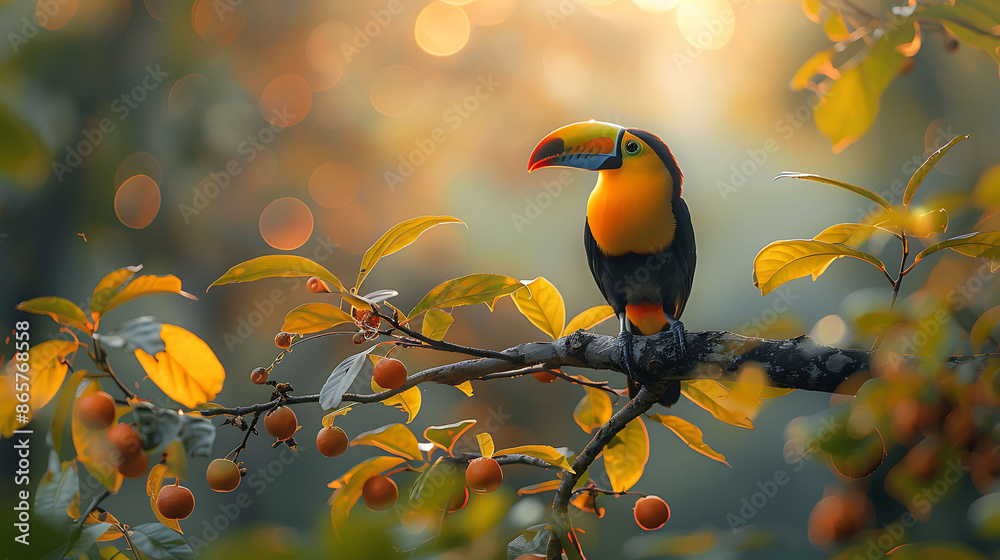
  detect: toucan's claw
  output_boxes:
[668,320,686,359]
[618,328,640,385]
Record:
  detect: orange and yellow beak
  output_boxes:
[527,121,626,173]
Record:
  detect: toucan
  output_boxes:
[527,121,695,406]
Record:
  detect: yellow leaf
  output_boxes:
[791,50,834,91]
[477,432,495,458]
[90,266,142,320]
[421,309,454,341]
[800,0,820,23]
[5,339,79,421]
[281,303,353,335]
[681,380,756,429]
[146,464,182,533]
[517,479,561,496]
[72,380,124,493]
[648,414,729,467]
[423,420,477,455]
[512,277,566,341]
[813,24,911,152]
[321,407,353,427]
[753,239,887,295]
[454,381,474,397]
[409,274,524,319]
[373,375,421,423]
[50,370,87,459]
[912,231,1000,271]
[351,423,422,461]
[971,304,1000,353]
[209,255,345,292]
[357,216,465,290]
[973,164,1000,208]
[16,297,91,332]
[904,134,973,207]
[573,387,612,433]
[905,208,949,238]
[823,9,850,41]
[603,417,648,492]
[328,456,406,538]
[133,324,225,408]
[563,305,615,337]
[495,444,574,473]
[775,172,893,211]
[813,223,881,247]
[101,275,197,319]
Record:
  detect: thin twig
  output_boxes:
[376,309,521,363]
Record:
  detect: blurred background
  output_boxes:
[1,0,1000,558]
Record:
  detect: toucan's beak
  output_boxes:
[527,121,626,173]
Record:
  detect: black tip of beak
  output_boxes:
[527,137,565,172]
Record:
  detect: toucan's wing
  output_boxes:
[663,197,696,321]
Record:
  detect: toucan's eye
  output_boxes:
[623,140,641,155]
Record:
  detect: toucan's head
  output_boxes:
[527,120,683,197]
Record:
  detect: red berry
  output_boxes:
[373,358,407,390]
[264,406,297,441]
[316,426,349,457]
[362,475,398,511]
[156,483,195,520]
[533,370,558,383]
[206,458,241,492]
[466,457,503,494]
[634,496,670,530]
[274,332,292,349]
[77,391,116,430]
[250,367,268,384]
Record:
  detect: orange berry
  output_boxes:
[274,332,292,349]
[465,457,503,494]
[364,313,380,330]
[156,483,195,520]
[316,426,349,457]
[118,450,149,479]
[250,367,268,384]
[362,475,398,511]
[106,423,144,463]
[633,495,670,530]
[306,277,330,293]
[264,406,297,441]
[374,358,407,390]
[206,458,241,492]
[533,370,558,383]
[78,391,116,430]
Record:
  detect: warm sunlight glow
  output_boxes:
[415,1,471,57]
[115,175,161,229]
[260,74,312,127]
[259,197,314,250]
[308,161,359,209]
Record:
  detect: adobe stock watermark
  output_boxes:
[221,233,341,353]
[179,106,296,223]
[51,65,170,183]
[726,413,842,531]
[383,74,501,191]
[339,0,413,63]
[7,0,74,53]
[511,170,574,234]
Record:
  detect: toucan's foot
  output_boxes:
[618,329,640,385]
[668,320,686,359]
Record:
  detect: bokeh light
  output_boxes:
[237,150,280,192]
[115,152,161,189]
[259,197,314,250]
[260,74,312,127]
[305,21,350,91]
[415,1,471,57]
[811,314,847,346]
[370,66,421,117]
[677,0,735,50]
[632,0,681,12]
[114,175,161,229]
[36,0,77,30]
[168,74,206,115]
[143,0,169,21]
[308,161,359,209]
[191,0,245,46]
[464,0,517,26]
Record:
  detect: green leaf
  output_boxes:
[319,349,375,410]
[648,414,730,467]
[507,524,553,558]
[96,316,165,356]
[280,303,354,335]
[421,309,454,341]
[102,275,197,318]
[912,231,1000,270]
[971,304,1000,353]
[813,223,882,247]
[127,523,195,560]
[573,388,612,433]
[356,216,465,290]
[91,266,142,319]
[563,305,615,337]
[512,277,566,341]
[423,420,477,455]
[70,522,113,555]
[603,418,648,492]
[0,100,50,189]
[35,453,79,528]
[904,134,973,206]
[408,274,524,319]
[16,297,91,332]
[351,423,422,461]
[753,240,887,295]
[208,255,345,292]
[495,444,574,473]
[775,172,893,211]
